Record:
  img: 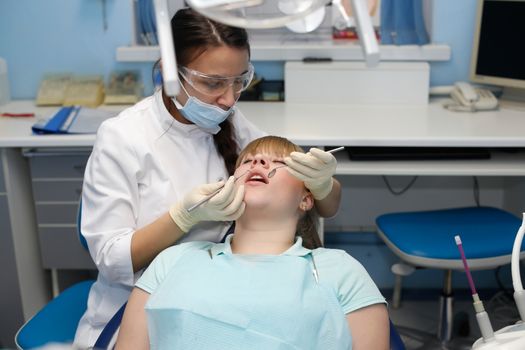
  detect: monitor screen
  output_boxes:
[470,0,525,89]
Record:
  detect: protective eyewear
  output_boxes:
[178,64,254,97]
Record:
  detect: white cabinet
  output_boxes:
[25,149,96,270]
[0,158,4,193]
[0,161,23,347]
[0,148,50,348]
[119,0,450,62]
[116,42,451,62]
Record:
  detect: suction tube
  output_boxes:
[512,213,525,322]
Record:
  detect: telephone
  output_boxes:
[445,81,499,112]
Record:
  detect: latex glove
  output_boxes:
[169,176,245,233]
[284,148,337,200]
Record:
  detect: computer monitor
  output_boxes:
[470,0,525,102]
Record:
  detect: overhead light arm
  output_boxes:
[333,0,380,67]
[153,0,179,96]
[349,0,380,67]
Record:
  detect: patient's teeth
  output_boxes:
[247,174,266,182]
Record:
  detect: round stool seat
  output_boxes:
[376,207,522,268]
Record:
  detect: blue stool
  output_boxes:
[376,206,523,347]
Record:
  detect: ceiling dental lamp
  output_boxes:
[153,0,380,96]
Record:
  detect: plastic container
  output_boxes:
[0,57,10,105]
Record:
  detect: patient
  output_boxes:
[116,136,389,350]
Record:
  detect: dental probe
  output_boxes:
[186,170,250,212]
[267,146,345,178]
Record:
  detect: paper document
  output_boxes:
[32,106,118,134]
[64,107,116,133]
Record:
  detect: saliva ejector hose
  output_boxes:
[459,213,525,349]
[455,235,495,342]
[511,213,525,323]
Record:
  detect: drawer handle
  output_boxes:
[73,165,86,173]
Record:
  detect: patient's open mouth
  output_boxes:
[245,171,268,184]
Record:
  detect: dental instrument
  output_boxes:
[455,220,525,349]
[455,235,495,342]
[186,169,250,212]
[267,146,345,178]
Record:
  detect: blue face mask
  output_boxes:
[173,83,233,134]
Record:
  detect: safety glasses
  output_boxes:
[178,64,254,97]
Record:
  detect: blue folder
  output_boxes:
[32,106,75,134]
[32,106,117,134]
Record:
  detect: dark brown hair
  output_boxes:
[172,8,251,175]
[237,136,322,249]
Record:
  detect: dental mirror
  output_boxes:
[267,165,287,178]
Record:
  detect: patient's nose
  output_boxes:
[251,154,270,168]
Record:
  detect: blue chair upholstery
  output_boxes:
[93,302,127,349]
[15,200,98,349]
[376,206,523,346]
[390,319,406,350]
[15,280,94,349]
[377,206,522,268]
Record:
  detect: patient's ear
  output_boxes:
[300,191,314,211]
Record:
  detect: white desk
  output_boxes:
[2,100,525,175]
[1,99,525,347]
[3,99,525,147]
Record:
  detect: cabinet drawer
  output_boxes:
[0,196,12,238]
[32,180,83,201]
[39,226,95,269]
[28,154,90,178]
[0,156,4,193]
[36,203,79,224]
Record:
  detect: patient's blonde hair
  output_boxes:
[237,136,322,249]
[236,135,303,167]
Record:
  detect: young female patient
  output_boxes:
[116,136,389,350]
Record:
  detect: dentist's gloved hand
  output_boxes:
[169,176,246,233]
[284,148,337,200]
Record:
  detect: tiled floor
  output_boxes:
[389,300,477,349]
[388,292,521,349]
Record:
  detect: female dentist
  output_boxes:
[74,8,342,348]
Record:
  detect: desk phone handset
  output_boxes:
[446,81,498,112]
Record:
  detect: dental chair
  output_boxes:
[390,319,406,350]
[14,279,95,349]
[376,206,523,349]
[15,197,404,349]
[15,201,96,349]
[15,201,124,349]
